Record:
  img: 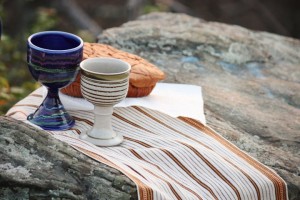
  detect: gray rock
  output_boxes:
[0,116,137,199]
[98,12,300,199]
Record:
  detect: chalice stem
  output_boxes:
[44,88,62,109]
[88,106,116,139]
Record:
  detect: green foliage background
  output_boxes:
[0,1,92,115]
[0,2,58,114]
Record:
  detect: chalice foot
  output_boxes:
[27,88,75,130]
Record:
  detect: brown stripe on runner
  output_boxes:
[144,168,182,200]
[125,164,149,182]
[148,184,154,200]
[179,117,287,200]
[179,141,242,200]
[224,158,261,200]
[70,110,94,118]
[72,116,94,126]
[71,120,90,130]
[129,149,182,200]
[124,136,152,148]
[6,110,28,117]
[132,107,211,148]
[113,113,156,134]
[161,148,218,200]
[69,128,81,135]
[141,183,152,200]
[124,165,153,200]
[29,94,43,98]
[13,104,39,108]
[129,149,203,200]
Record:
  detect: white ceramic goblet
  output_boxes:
[79,57,131,146]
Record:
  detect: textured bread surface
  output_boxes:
[61,43,165,97]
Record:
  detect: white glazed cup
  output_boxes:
[79,57,131,146]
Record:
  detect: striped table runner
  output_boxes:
[6,88,287,200]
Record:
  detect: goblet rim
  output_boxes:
[28,31,83,53]
[80,57,131,76]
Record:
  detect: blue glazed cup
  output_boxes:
[27,31,83,130]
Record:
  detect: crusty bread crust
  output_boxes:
[61,43,165,97]
[127,84,156,97]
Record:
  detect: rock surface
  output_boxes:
[0,116,137,200]
[97,12,300,199]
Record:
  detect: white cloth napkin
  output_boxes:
[43,83,206,124]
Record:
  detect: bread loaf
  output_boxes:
[61,43,165,97]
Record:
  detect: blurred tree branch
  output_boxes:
[53,0,102,37]
[241,0,289,36]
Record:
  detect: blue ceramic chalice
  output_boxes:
[27,31,83,130]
